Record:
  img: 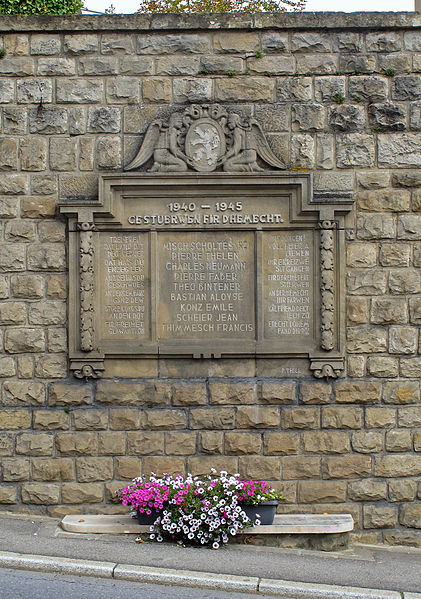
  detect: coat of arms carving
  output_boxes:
[125,104,286,173]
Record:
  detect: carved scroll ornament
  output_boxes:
[78,222,96,353]
[319,220,336,352]
[125,104,286,174]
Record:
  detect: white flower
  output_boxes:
[212,542,220,549]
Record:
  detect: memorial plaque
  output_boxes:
[61,172,351,380]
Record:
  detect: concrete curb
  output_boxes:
[0,550,420,599]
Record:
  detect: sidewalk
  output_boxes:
[0,511,420,598]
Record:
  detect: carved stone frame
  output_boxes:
[60,172,353,380]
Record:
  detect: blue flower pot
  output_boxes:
[241,500,278,525]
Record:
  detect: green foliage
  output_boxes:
[254,50,264,58]
[137,0,306,14]
[385,68,396,77]
[0,48,5,58]
[0,0,83,14]
[332,93,345,104]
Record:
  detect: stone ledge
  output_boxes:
[0,12,419,33]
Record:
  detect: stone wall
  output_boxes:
[1,12,421,546]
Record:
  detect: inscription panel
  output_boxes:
[158,231,255,342]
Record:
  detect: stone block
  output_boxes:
[48,383,91,406]
[120,56,154,75]
[56,79,103,104]
[17,356,34,379]
[316,133,334,169]
[247,56,294,75]
[329,105,365,132]
[46,275,66,299]
[322,406,363,429]
[375,455,421,477]
[378,53,410,73]
[379,243,410,266]
[356,214,396,240]
[38,222,65,244]
[291,32,332,53]
[33,411,69,430]
[314,76,345,102]
[392,170,421,188]
[0,58,34,76]
[17,79,52,104]
[298,481,346,503]
[27,244,66,271]
[290,133,315,168]
[127,431,164,455]
[379,133,421,168]
[173,383,207,406]
[303,431,350,454]
[136,34,211,54]
[34,355,67,378]
[37,58,76,76]
[3,381,45,406]
[0,245,25,272]
[390,480,417,502]
[298,382,330,405]
[276,77,312,102]
[358,189,410,212]
[214,32,259,53]
[87,107,120,133]
[16,432,53,456]
[225,432,262,455]
[346,326,388,353]
[0,80,16,104]
[410,102,421,130]
[77,457,113,482]
[63,34,99,54]
[398,406,421,428]
[106,77,140,103]
[30,174,57,195]
[367,357,399,378]
[366,407,396,429]
[282,456,320,479]
[263,432,299,455]
[368,102,406,131]
[68,106,87,135]
[352,431,384,453]
[348,479,387,501]
[5,220,36,242]
[383,381,420,405]
[389,326,418,354]
[101,34,134,54]
[72,410,108,431]
[10,275,43,299]
[62,483,103,504]
[98,432,126,456]
[28,301,66,326]
[4,34,29,55]
[49,138,77,171]
[347,355,365,378]
[292,103,325,132]
[20,137,47,171]
[0,175,27,197]
[56,432,97,456]
[0,434,14,456]
[21,483,59,504]
[0,357,16,377]
[347,245,377,269]
[296,54,337,75]
[96,136,122,170]
[364,505,397,529]
[366,32,402,52]
[0,138,18,170]
[2,458,30,482]
[200,56,244,75]
[336,133,375,168]
[79,138,94,171]
[0,275,8,298]
[29,106,68,135]
[323,455,372,479]
[239,456,280,480]
[190,408,235,429]
[261,32,288,53]
[386,430,412,452]
[400,505,421,529]
[390,270,421,294]
[210,382,254,405]
[114,457,141,480]
[78,57,118,76]
[144,457,185,476]
[260,382,295,404]
[281,407,319,429]
[0,197,19,219]
[371,298,407,324]
[358,172,390,189]
[165,432,196,455]
[237,406,280,429]
[339,55,376,74]
[32,458,74,482]
[0,301,26,325]
[413,190,421,211]
[198,431,223,454]
[4,328,45,353]
[392,75,421,101]
[0,486,17,504]
[398,215,421,240]
[109,408,140,430]
[21,196,56,219]
[216,77,273,103]
[142,409,186,430]
[96,381,171,406]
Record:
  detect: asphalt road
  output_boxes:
[0,567,273,599]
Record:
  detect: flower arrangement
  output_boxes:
[116,470,284,549]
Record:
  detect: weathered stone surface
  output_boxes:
[239,456,280,480]
[27,244,66,271]
[49,138,77,171]
[389,480,417,502]
[322,406,363,429]
[190,408,235,430]
[20,137,47,171]
[16,432,53,456]
[144,456,186,476]
[336,133,375,167]
[87,107,120,133]
[56,79,103,104]
[225,432,262,455]
[107,408,138,430]
[364,505,397,529]
[48,383,91,406]
[17,79,52,104]
[398,215,421,240]
[339,54,376,74]
[101,34,134,54]
[32,458,74,482]
[347,244,377,267]
[21,483,59,504]
[296,54,337,74]
[198,431,223,454]
[96,136,122,169]
[379,243,410,266]
[237,406,280,429]
[209,382,254,405]
[0,434,14,456]
[379,133,421,168]
[316,133,334,169]
[248,56,294,75]
[292,103,325,132]
[389,326,418,354]
[165,432,196,455]
[299,382,331,405]
[27,301,66,326]
[62,483,103,504]
[79,57,118,76]
[259,383,295,404]
[369,103,406,131]
[323,455,371,479]
[386,430,412,452]
[378,53,410,73]
[4,328,45,353]
[2,458,30,481]
[383,381,420,404]
[96,381,170,406]
[366,407,396,429]
[114,457,141,479]
[142,409,186,430]
[96,432,125,456]
[136,34,210,54]
[281,407,319,429]
[371,298,407,324]
[33,411,69,430]
[330,105,365,132]
[303,431,349,454]
[56,433,97,456]
[64,34,99,54]
[72,410,108,431]
[45,275,66,299]
[367,32,401,52]
[3,108,27,136]
[357,214,396,240]
[216,77,273,102]
[367,357,399,378]
[357,172,390,190]
[0,138,18,170]
[375,455,421,477]
[127,431,163,455]
[291,32,332,53]
[120,56,154,75]
[21,196,56,219]
[3,381,45,406]
[389,270,421,294]
[172,383,207,406]
[37,58,76,76]
[263,432,299,456]
[0,197,19,219]
[352,431,383,453]
[0,245,25,272]
[0,357,16,377]
[346,326,388,353]
[276,77,312,102]
[261,31,288,53]
[290,133,314,168]
[392,75,421,101]
[34,355,67,378]
[5,220,36,242]
[398,406,421,428]
[358,189,410,212]
[297,481,346,503]
[349,479,387,501]
[314,76,345,102]
[0,301,26,325]
[410,101,421,131]
[77,457,113,482]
